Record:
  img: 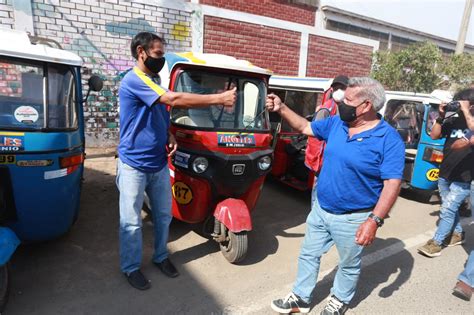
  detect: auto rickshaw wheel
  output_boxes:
[0,264,10,313]
[219,225,248,264]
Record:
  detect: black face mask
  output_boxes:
[144,52,165,74]
[338,100,366,123]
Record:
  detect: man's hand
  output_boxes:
[355,218,378,246]
[439,102,446,118]
[167,133,177,157]
[460,100,470,114]
[220,87,237,107]
[266,94,283,112]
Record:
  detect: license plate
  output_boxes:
[0,155,15,164]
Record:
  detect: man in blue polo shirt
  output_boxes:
[267,77,404,315]
[118,32,236,290]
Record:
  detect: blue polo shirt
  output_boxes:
[311,116,405,214]
[118,67,170,172]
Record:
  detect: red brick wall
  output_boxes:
[200,0,315,26]
[203,16,301,76]
[306,35,373,77]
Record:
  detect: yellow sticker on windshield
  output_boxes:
[426,168,439,181]
[172,182,193,205]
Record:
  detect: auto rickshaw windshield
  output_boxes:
[171,69,268,131]
[0,57,77,131]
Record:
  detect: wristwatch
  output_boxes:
[435,117,444,125]
[368,213,384,227]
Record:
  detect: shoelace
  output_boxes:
[324,296,344,313]
[283,292,299,304]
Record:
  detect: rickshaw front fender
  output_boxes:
[213,198,252,233]
[0,227,20,265]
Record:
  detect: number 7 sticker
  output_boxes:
[172,182,193,205]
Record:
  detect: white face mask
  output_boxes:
[332,89,345,103]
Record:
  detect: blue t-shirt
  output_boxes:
[118,67,170,172]
[311,116,405,214]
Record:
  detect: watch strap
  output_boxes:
[368,213,384,227]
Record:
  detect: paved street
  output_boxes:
[6,150,474,314]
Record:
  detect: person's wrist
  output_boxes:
[368,213,384,227]
[277,103,286,114]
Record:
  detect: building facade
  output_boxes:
[0,0,376,146]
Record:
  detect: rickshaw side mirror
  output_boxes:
[88,75,103,92]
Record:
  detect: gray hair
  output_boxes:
[348,77,386,112]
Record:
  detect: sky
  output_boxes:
[320,0,474,45]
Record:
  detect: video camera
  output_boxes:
[444,101,460,112]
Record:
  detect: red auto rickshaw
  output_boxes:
[268,75,332,191]
[161,52,273,263]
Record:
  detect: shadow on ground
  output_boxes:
[308,237,415,310]
[7,162,224,314]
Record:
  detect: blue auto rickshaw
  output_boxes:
[381,91,447,197]
[0,29,102,311]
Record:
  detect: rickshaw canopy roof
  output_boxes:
[385,90,448,105]
[0,29,83,66]
[164,52,273,76]
[269,75,332,92]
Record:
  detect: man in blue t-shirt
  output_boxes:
[267,77,405,315]
[117,32,236,290]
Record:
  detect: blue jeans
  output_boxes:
[116,158,172,274]
[292,188,370,304]
[459,251,474,287]
[433,178,471,245]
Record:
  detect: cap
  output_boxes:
[331,75,349,88]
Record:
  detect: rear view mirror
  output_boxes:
[83,75,103,104]
[88,75,103,92]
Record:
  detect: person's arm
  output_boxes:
[266,94,314,136]
[451,132,474,150]
[159,87,236,108]
[355,179,401,246]
[460,100,474,131]
[430,103,446,140]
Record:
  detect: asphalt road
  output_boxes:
[6,150,474,314]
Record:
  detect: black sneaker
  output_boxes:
[125,270,151,290]
[271,292,310,314]
[154,258,179,278]
[320,295,348,315]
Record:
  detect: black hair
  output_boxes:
[130,32,165,60]
[453,88,474,105]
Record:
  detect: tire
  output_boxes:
[219,225,248,264]
[0,264,10,313]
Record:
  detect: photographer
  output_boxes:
[418,88,474,258]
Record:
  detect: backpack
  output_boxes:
[304,97,338,174]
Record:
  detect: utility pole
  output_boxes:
[455,0,473,54]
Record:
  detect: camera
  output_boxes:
[444,101,460,112]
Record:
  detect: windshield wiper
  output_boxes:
[241,108,267,132]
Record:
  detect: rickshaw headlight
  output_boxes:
[258,156,272,171]
[192,157,209,173]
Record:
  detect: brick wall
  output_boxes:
[203,16,300,76]
[306,35,373,77]
[200,0,315,26]
[0,0,14,29]
[1,0,192,146]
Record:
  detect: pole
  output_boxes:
[455,0,473,54]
